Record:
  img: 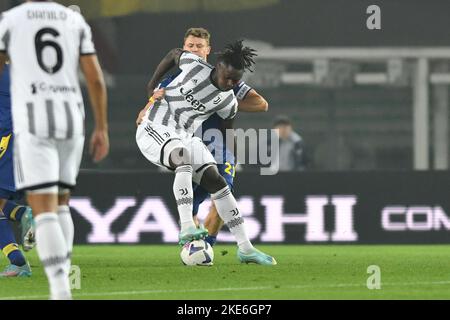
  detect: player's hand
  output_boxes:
[136,89,165,126]
[89,129,109,163]
[153,88,165,101]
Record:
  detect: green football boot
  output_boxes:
[0,262,32,277]
[237,248,277,266]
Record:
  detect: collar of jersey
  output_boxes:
[209,68,230,92]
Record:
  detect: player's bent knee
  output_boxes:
[58,189,71,205]
[26,189,59,215]
[200,166,228,194]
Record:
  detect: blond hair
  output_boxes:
[184,27,211,46]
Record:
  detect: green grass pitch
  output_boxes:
[0,245,449,300]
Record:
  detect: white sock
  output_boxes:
[58,205,74,275]
[212,186,254,253]
[173,165,196,231]
[35,213,71,300]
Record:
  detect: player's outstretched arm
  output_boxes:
[146,48,184,97]
[80,54,109,163]
[237,89,269,112]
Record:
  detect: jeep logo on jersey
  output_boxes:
[180,87,207,113]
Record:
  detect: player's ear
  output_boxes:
[206,46,211,55]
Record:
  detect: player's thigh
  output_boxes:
[13,132,59,191]
[136,122,184,169]
[57,136,85,189]
[187,137,217,184]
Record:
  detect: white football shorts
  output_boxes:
[13,131,84,192]
[136,121,216,184]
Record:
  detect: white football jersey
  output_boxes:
[146,52,238,136]
[0,2,96,139]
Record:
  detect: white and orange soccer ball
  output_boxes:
[180,240,214,266]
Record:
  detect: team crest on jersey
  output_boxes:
[0,134,12,159]
[191,79,198,85]
[213,96,222,105]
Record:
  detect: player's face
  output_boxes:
[215,62,243,91]
[183,36,211,61]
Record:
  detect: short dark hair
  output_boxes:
[184,27,211,46]
[273,116,292,127]
[216,40,257,72]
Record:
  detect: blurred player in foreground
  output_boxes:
[0,62,34,278]
[0,0,109,299]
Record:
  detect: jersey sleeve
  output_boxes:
[217,96,238,120]
[178,51,201,70]
[233,81,253,101]
[78,14,96,55]
[158,71,180,89]
[0,12,11,53]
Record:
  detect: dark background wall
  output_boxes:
[98,0,450,74]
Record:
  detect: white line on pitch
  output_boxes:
[1,280,450,300]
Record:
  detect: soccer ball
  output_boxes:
[180,240,214,266]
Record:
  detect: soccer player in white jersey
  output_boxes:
[137,28,269,249]
[0,0,109,299]
[136,41,276,265]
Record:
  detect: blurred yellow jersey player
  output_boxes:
[0,63,34,278]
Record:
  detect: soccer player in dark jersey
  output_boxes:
[137,28,268,248]
[0,63,34,277]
